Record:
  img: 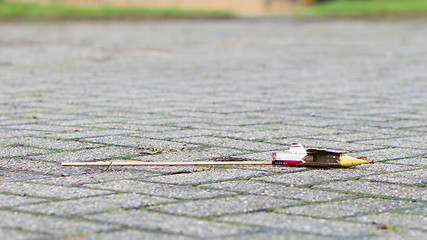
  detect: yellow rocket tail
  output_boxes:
[340,156,368,167]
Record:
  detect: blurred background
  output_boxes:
[3,0,307,16]
[2,0,426,19]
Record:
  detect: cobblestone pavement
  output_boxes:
[0,19,426,239]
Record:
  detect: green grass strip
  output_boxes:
[299,0,427,18]
[0,2,234,20]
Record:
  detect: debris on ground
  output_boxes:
[211,157,246,161]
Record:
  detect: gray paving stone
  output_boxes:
[145,169,269,185]
[68,229,191,240]
[358,136,427,150]
[50,117,131,127]
[0,168,46,182]
[173,136,283,151]
[0,228,53,240]
[3,123,89,133]
[0,144,52,158]
[218,212,381,237]
[346,212,427,231]
[28,170,158,186]
[96,122,178,132]
[216,125,345,141]
[266,138,377,152]
[382,112,427,121]
[130,146,248,162]
[278,198,421,219]
[6,114,79,124]
[30,146,140,163]
[232,151,276,161]
[360,230,427,240]
[200,180,351,202]
[116,118,206,129]
[335,125,424,138]
[15,193,172,216]
[149,195,300,218]
[398,206,427,216]
[85,210,256,237]
[0,158,91,176]
[0,129,41,138]
[352,148,427,162]
[314,181,427,201]
[0,119,40,127]
[281,117,361,128]
[356,162,421,172]
[1,137,100,151]
[0,182,112,200]
[167,123,270,133]
[360,169,427,186]
[366,119,426,129]
[132,129,219,140]
[0,211,114,236]
[80,135,200,150]
[85,180,234,200]
[46,129,138,140]
[216,231,330,240]
[255,169,378,186]
[0,194,48,208]
[389,156,427,166]
[303,132,398,143]
[203,115,293,126]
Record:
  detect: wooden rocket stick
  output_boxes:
[61,161,273,167]
[61,156,371,168]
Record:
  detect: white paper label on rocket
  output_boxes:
[272,143,307,165]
